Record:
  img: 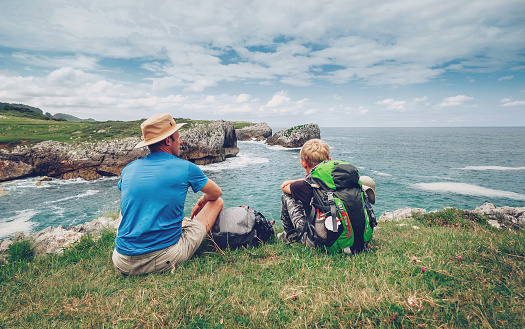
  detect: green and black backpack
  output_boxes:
[305,160,375,254]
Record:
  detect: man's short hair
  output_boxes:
[300,139,330,168]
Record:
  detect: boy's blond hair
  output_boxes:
[300,139,330,168]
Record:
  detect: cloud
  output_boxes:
[358,106,369,115]
[1,1,524,89]
[376,98,407,111]
[437,95,473,107]
[501,98,525,106]
[12,53,99,70]
[413,96,428,102]
[183,80,217,92]
[498,75,514,81]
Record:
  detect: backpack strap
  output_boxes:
[326,192,339,232]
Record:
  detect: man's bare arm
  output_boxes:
[281,179,302,194]
[191,179,222,218]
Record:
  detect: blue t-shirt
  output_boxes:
[115,152,208,255]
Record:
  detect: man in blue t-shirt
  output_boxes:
[112,113,224,275]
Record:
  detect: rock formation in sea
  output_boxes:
[0,120,239,181]
[266,123,320,148]
[179,120,239,165]
[235,122,273,141]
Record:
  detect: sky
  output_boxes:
[0,0,524,127]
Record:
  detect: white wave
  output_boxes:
[371,170,392,177]
[265,144,301,151]
[2,176,119,191]
[0,210,37,239]
[418,175,453,181]
[200,153,269,172]
[414,182,525,201]
[458,166,525,171]
[43,189,100,204]
[1,177,41,189]
[238,140,266,144]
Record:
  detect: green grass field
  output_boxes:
[0,114,253,148]
[1,209,524,328]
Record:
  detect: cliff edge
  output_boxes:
[0,120,239,181]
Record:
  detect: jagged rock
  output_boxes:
[266,124,320,148]
[236,123,272,141]
[0,137,146,181]
[28,216,120,254]
[0,159,33,181]
[179,121,239,165]
[379,208,427,221]
[15,232,26,241]
[0,238,13,252]
[0,120,240,181]
[35,176,52,186]
[473,202,525,229]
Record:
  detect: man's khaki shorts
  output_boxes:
[112,220,206,276]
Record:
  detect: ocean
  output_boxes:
[1,127,524,239]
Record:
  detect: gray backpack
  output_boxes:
[210,206,275,249]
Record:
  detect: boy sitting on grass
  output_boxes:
[278,139,331,247]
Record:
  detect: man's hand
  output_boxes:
[191,196,207,219]
[191,179,222,219]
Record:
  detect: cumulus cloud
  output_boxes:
[1,1,524,125]
[437,95,474,107]
[0,69,311,121]
[1,1,523,90]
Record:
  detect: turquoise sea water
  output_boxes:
[1,127,524,239]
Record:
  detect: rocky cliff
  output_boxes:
[235,122,273,141]
[0,120,239,181]
[179,120,239,165]
[266,123,320,147]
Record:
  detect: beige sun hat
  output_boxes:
[135,113,186,148]
[360,175,376,204]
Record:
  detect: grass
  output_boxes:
[1,209,524,328]
[0,115,254,149]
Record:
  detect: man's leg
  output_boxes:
[280,194,307,243]
[152,198,224,273]
[193,198,224,233]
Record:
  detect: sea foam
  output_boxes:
[371,170,392,177]
[0,210,37,239]
[459,166,525,171]
[200,153,269,172]
[414,182,525,201]
[44,189,100,204]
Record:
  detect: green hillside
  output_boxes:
[51,113,96,122]
[0,103,64,121]
[0,102,254,148]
